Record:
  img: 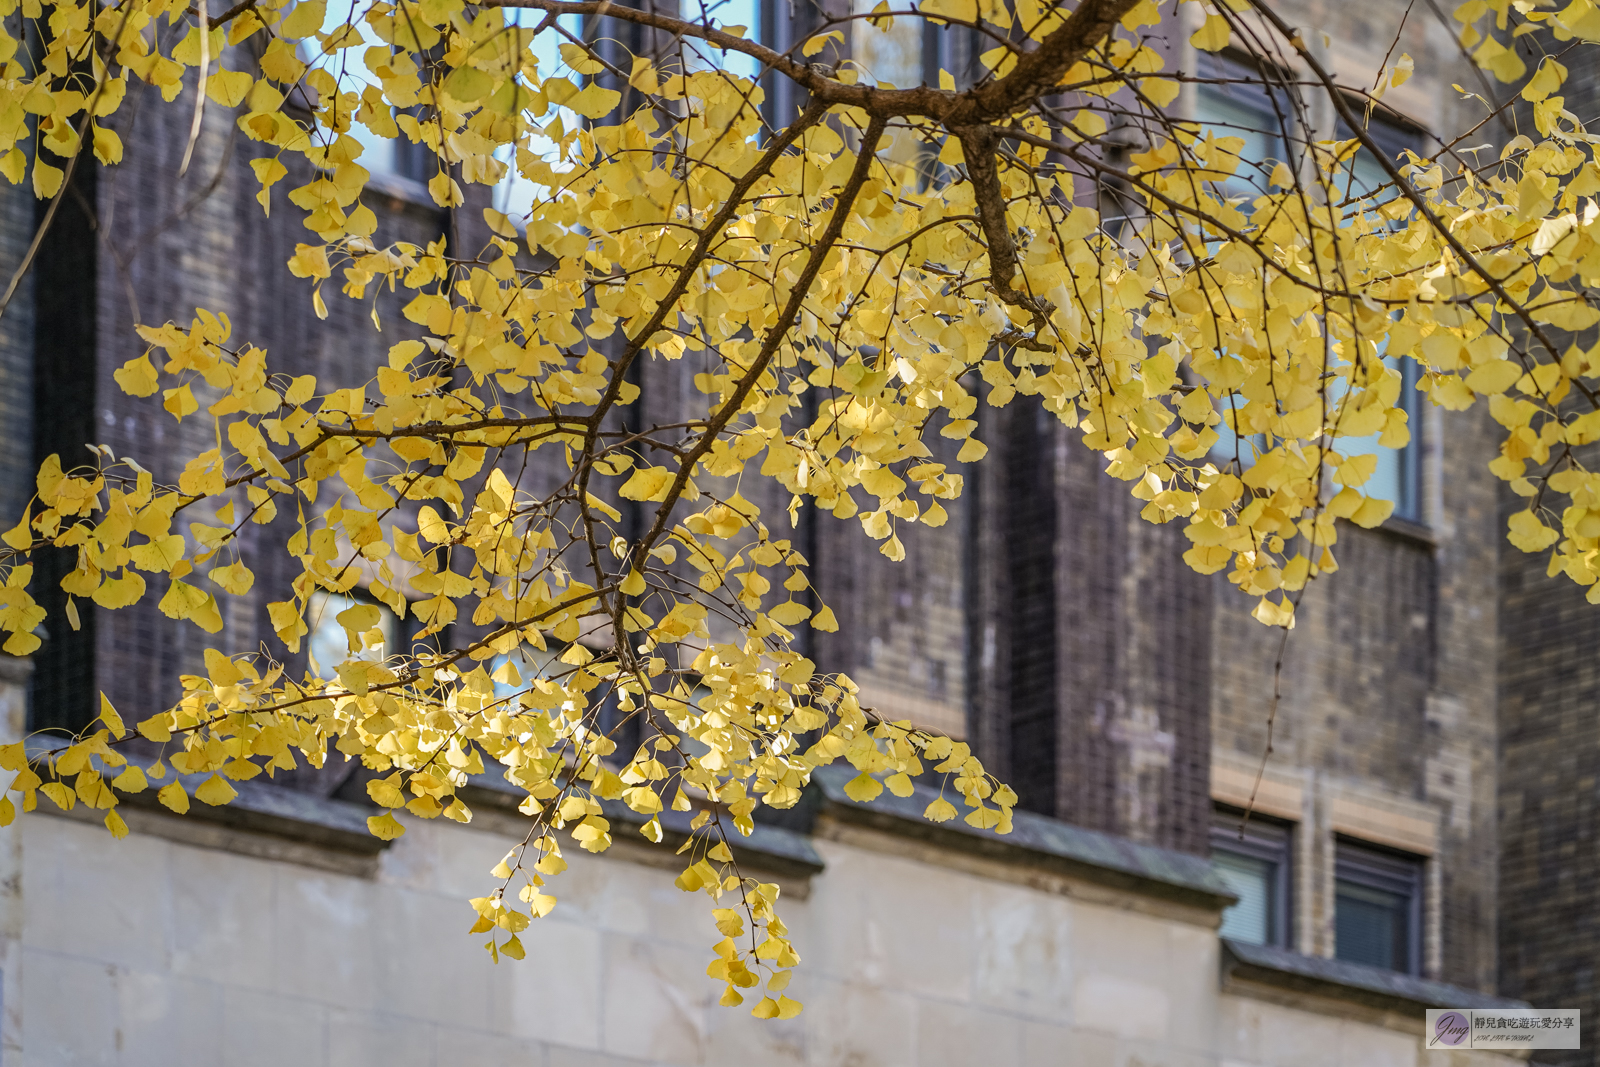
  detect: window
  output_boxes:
[488,10,588,222]
[1195,54,1297,470]
[1209,393,1264,471]
[1195,65,1425,524]
[1333,110,1428,210]
[1326,348,1421,522]
[704,0,762,82]
[307,590,397,680]
[1327,112,1428,523]
[1334,840,1423,974]
[490,643,649,760]
[1211,809,1291,947]
[1193,52,1297,206]
[303,0,432,185]
[1215,334,1422,522]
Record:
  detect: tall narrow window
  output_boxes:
[1327,111,1429,523]
[1324,349,1421,522]
[1004,403,1057,815]
[705,0,762,81]
[304,0,432,186]
[1193,53,1298,470]
[1211,809,1291,946]
[1334,839,1423,974]
[1193,62,1426,526]
[1193,53,1295,204]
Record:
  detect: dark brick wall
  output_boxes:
[1211,527,1436,787]
[1494,46,1600,1053]
[812,404,970,739]
[966,390,1212,856]
[0,0,1224,860]
[1211,399,1503,990]
[1053,424,1213,854]
[1499,452,1600,1056]
[21,63,445,735]
[0,176,34,535]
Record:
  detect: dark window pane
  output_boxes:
[1335,879,1408,971]
[1334,841,1422,974]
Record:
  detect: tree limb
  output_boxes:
[630,116,891,571]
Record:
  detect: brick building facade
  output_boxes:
[0,0,1583,1064]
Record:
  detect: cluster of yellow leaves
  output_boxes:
[5,0,1600,1016]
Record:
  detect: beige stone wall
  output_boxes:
[8,804,1521,1067]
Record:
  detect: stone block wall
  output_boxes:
[4,795,1529,1067]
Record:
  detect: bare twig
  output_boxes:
[178,0,211,177]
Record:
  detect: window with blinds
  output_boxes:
[1211,809,1292,947]
[1334,840,1424,975]
[1215,850,1274,943]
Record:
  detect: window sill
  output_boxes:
[22,726,1239,911]
[806,765,1239,914]
[0,653,29,686]
[459,775,825,881]
[23,732,822,880]
[27,738,385,875]
[1221,938,1527,1017]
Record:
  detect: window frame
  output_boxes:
[1322,337,1423,523]
[1384,355,1423,523]
[1333,837,1424,976]
[1193,65,1428,527]
[1333,102,1435,207]
[1193,52,1303,472]
[1211,806,1293,949]
[1191,50,1304,205]
[1330,107,1429,524]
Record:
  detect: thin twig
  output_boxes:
[0,3,134,323]
[178,0,211,177]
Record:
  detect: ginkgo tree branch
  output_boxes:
[578,97,829,443]
[1243,0,1599,410]
[630,116,891,572]
[942,0,1142,125]
[954,125,1057,348]
[186,0,255,24]
[487,0,1140,126]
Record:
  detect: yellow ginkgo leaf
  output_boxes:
[1191,13,1230,51]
